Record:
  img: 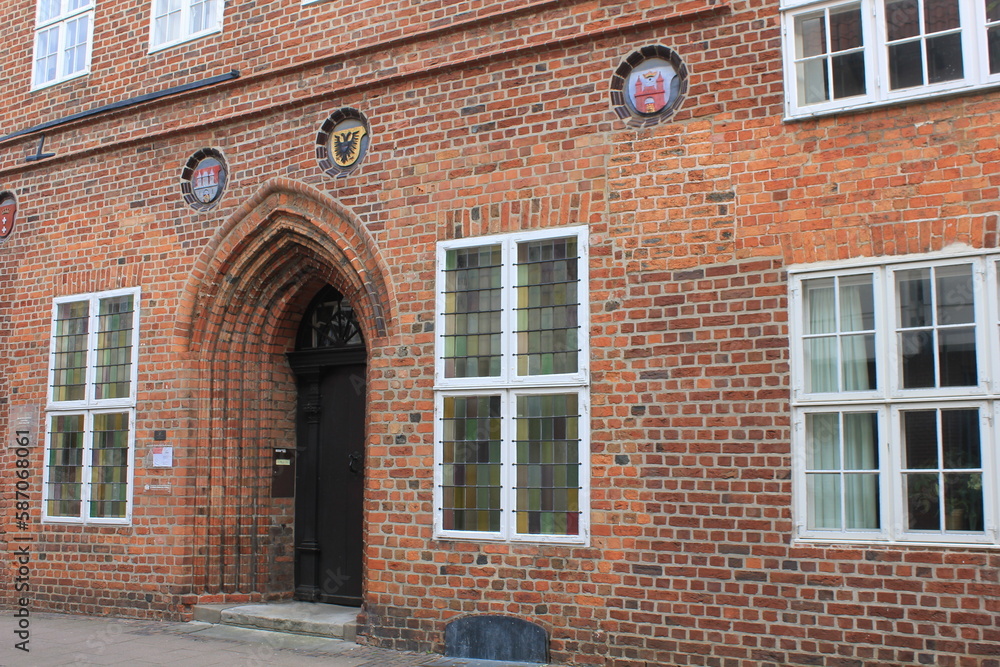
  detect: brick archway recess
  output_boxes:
[173,179,393,598]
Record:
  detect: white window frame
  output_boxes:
[43,287,140,524]
[433,226,590,544]
[32,0,95,91]
[148,0,222,53]
[782,0,1000,118]
[790,251,1000,546]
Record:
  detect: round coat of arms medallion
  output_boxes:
[610,45,689,127]
[180,149,229,210]
[0,193,16,239]
[316,108,371,178]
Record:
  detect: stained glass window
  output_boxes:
[440,396,502,532]
[516,238,579,376]
[46,289,138,523]
[436,228,588,542]
[46,414,85,518]
[90,413,131,520]
[442,246,502,378]
[52,300,90,402]
[515,394,581,536]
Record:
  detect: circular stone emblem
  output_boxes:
[610,45,688,127]
[0,193,16,239]
[316,108,371,178]
[180,149,228,210]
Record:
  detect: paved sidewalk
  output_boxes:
[2,611,442,667]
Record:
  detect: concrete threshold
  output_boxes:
[192,600,360,641]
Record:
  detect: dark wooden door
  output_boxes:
[289,349,366,606]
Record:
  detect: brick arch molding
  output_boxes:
[175,177,393,354]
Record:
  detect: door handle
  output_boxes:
[348,451,362,474]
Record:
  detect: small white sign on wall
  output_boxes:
[9,405,40,447]
[151,446,173,468]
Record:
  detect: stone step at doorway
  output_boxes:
[192,601,359,641]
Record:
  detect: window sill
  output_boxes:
[31,70,89,93]
[794,536,1000,549]
[41,518,132,526]
[433,532,590,546]
[149,27,222,55]
[784,79,1000,122]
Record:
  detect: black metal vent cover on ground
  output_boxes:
[444,615,548,663]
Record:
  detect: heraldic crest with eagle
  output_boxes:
[332,125,369,168]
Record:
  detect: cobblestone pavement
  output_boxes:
[1,612,441,667]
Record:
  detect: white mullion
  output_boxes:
[870,266,888,399]
[434,242,447,388]
[85,293,99,406]
[885,262,904,398]
[985,0,1000,81]
[128,290,141,404]
[874,404,891,538]
[918,0,930,88]
[833,275,844,392]
[988,405,1000,542]
[80,411,94,520]
[74,10,95,79]
[52,20,67,81]
[503,235,516,386]
[972,259,990,392]
[500,389,514,540]
[576,230,590,384]
[789,279,805,402]
[824,5,836,100]
[866,0,882,94]
[124,409,136,523]
[990,258,1000,396]
[957,0,979,82]
[576,389,591,541]
[432,391,444,536]
[791,411,807,536]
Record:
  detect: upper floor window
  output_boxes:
[790,253,1000,546]
[150,0,221,51]
[44,288,140,524]
[434,227,590,543]
[782,0,1000,117]
[32,0,94,90]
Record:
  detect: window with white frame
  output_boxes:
[43,289,139,523]
[149,0,221,51]
[434,226,589,543]
[782,0,1000,117]
[790,254,1000,545]
[32,0,94,89]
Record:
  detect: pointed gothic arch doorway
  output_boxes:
[287,286,366,606]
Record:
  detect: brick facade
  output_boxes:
[2,0,1000,665]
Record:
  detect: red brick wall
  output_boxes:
[3,0,1000,665]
